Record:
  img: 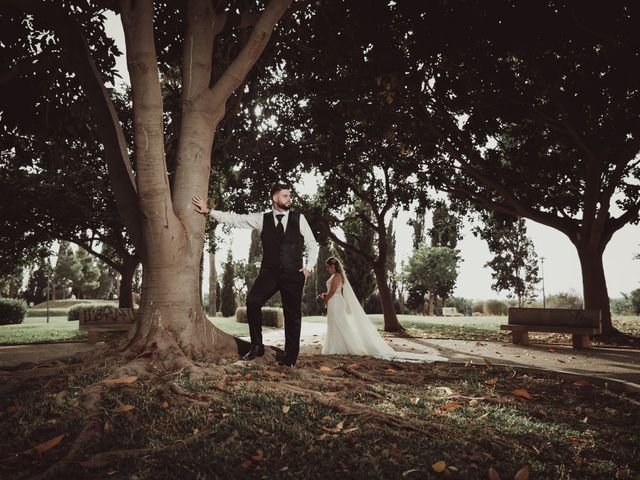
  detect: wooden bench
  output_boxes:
[500,307,601,349]
[79,307,136,344]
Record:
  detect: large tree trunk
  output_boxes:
[576,242,614,335]
[373,265,403,332]
[208,249,218,316]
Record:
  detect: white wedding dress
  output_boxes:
[322,274,447,363]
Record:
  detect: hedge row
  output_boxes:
[235,307,284,328]
[0,298,28,325]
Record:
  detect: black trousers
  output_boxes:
[246,268,305,362]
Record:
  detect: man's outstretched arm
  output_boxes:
[191,195,263,230]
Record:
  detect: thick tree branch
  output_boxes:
[204,0,291,113]
[119,0,170,212]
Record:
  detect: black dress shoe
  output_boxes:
[277,358,295,367]
[241,344,265,361]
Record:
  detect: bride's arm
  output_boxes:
[323,275,342,304]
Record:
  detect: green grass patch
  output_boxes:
[0,318,86,344]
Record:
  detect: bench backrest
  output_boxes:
[79,307,136,325]
[508,307,601,327]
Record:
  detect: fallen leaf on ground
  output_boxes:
[262,370,282,378]
[512,389,532,400]
[103,421,113,433]
[282,405,290,414]
[385,368,398,373]
[319,366,333,372]
[323,420,345,433]
[441,402,460,411]
[244,373,253,380]
[484,358,494,370]
[410,397,420,405]
[548,348,556,353]
[251,449,264,461]
[488,467,502,480]
[432,460,447,473]
[485,378,498,385]
[112,404,135,413]
[160,400,169,409]
[30,434,65,455]
[402,468,422,477]
[574,379,590,386]
[346,363,359,369]
[240,459,253,470]
[101,375,138,385]
[514,465,529,480]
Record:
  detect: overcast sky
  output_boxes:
[103,12,640,301]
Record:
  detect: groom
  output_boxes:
[192,184,318,367]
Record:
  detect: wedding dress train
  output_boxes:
[321,275,447,363]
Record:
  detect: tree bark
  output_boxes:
[373,265,403,332]
[575,242,614,335]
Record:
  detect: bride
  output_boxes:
[320,257,446,362]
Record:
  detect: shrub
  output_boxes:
[0,298,27,325]
[610,297,633,315]
[235,307,284,328]
[444,297,473,316]
[623,288,640,315]
[484,299,509,316]
[472,301,485,314]
[67,303,116,321]
[546,290,583,309]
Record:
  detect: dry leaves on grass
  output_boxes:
[101,375,138,385]
[112,404,135,413]
[1,434,67,465]
[512,389,532,400]
[441,402,461,411]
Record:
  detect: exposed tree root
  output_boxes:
[265,382,444,433]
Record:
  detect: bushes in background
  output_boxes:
[235,307,283,328]
[0,298,27,325]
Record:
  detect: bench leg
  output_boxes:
[512,331,529,345]
[87,331,99,344]
[572,334,590,349]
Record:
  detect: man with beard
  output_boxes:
[192,184,319,367]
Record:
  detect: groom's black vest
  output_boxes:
[261,211,304,271]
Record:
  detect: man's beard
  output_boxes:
[276,201,291,210]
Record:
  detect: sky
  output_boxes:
[102,12,640,301]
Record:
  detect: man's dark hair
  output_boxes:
[270,183,291,197]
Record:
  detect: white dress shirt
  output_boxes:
[209,208,319,271]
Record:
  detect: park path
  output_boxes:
[2,322,639,390]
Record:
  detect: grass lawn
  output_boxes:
[3,313,639,346]
[1,357,638,479]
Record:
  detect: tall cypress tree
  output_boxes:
[220,249,237,317]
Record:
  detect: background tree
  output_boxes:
[53,242,83,300]
[397,0,640,337]
[404,246,459,315]
[478,215,541,307]
[72,248,101,299]
[24,260,51,306]
[220,250,237,318]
